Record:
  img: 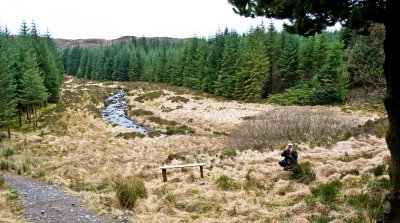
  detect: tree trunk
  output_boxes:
[31,105,36,129]
[383,1,400,222]
[18,108,22,127]
[33,105,37,128]
[7,126,10,138]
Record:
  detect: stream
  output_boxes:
[101,89,148,134]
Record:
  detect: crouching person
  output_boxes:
[278,143,298,171]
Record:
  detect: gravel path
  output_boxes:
[3,173,127,223]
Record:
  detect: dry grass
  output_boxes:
[0,174,27,223]
[0,76,390,222]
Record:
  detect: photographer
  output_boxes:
[278,143,298,171]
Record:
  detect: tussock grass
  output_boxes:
[1,147,14,157]
[346,193,383,220]
[311,180,342,206]
[371,164,386,176]
[215,175,241,191]
[291,162,316,184]
[112,176,148,209]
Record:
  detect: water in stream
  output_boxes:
[101,89,148,134]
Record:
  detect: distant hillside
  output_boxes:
[54,36,188,49]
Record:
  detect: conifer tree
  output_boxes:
[214,32,239,98]
[181,38,199,88]
[310,42,349,104]
[261,22,279,98]
[235,26,269,101]
[19,20,29,36]
[205,32,225,93]
[296,36,315,81]
[113,46,131,81]
[0,37,17,138]
[194,40,209,91]
[66,46,81,75]
[128,49,144,81]
[19,49,48,128]
[276,32,300,90]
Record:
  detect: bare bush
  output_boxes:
[228,107,359,151]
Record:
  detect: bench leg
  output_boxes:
[200,166,204,178]
[162,169,167,182]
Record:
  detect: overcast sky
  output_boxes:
[0,0,286,39]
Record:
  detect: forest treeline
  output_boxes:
[0,21,63,137]
[62,23,384,105]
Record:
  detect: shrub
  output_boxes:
[129,109,154,116]
[116,132,145,139]
[228,107,359,151]
[291,162,316,184]
[0,177,4,188]
[311,180,342,206]
[113,177,148,209]
[134,91,165,102]
[166,125,195,135]
[167,96,190,103]
[215,175,240,191]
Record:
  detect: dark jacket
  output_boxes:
[281,149,298,165]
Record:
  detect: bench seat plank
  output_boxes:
[160,163,205,182]
[160,163,205,169]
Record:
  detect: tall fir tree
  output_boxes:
[261,22,279,98]
[235,26,269,101]
[18,49,48,128]
[0,36,17,138]
[214,32,239,98]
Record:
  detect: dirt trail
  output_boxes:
[2,173,125,223]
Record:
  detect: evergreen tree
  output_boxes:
[19,20,29,36]
[19,49,48,128]
[30,20,39,37]
[181,38,199,88]
[235,26,269,101]
[261,22,279,98]
[0,37,17,138]
[214,32,239,98]
[77,50,88,78]
[296,36,315,81]
[310,42,349,104]
[194,40,209,91]
[66,46,81,75]
[128,49,144,81]
[276,32,300,90]
[113,46,131,81]
[204,31,225,93]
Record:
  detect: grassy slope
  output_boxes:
[0,76,389,222]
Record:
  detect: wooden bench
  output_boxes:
[160,163,205,182]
